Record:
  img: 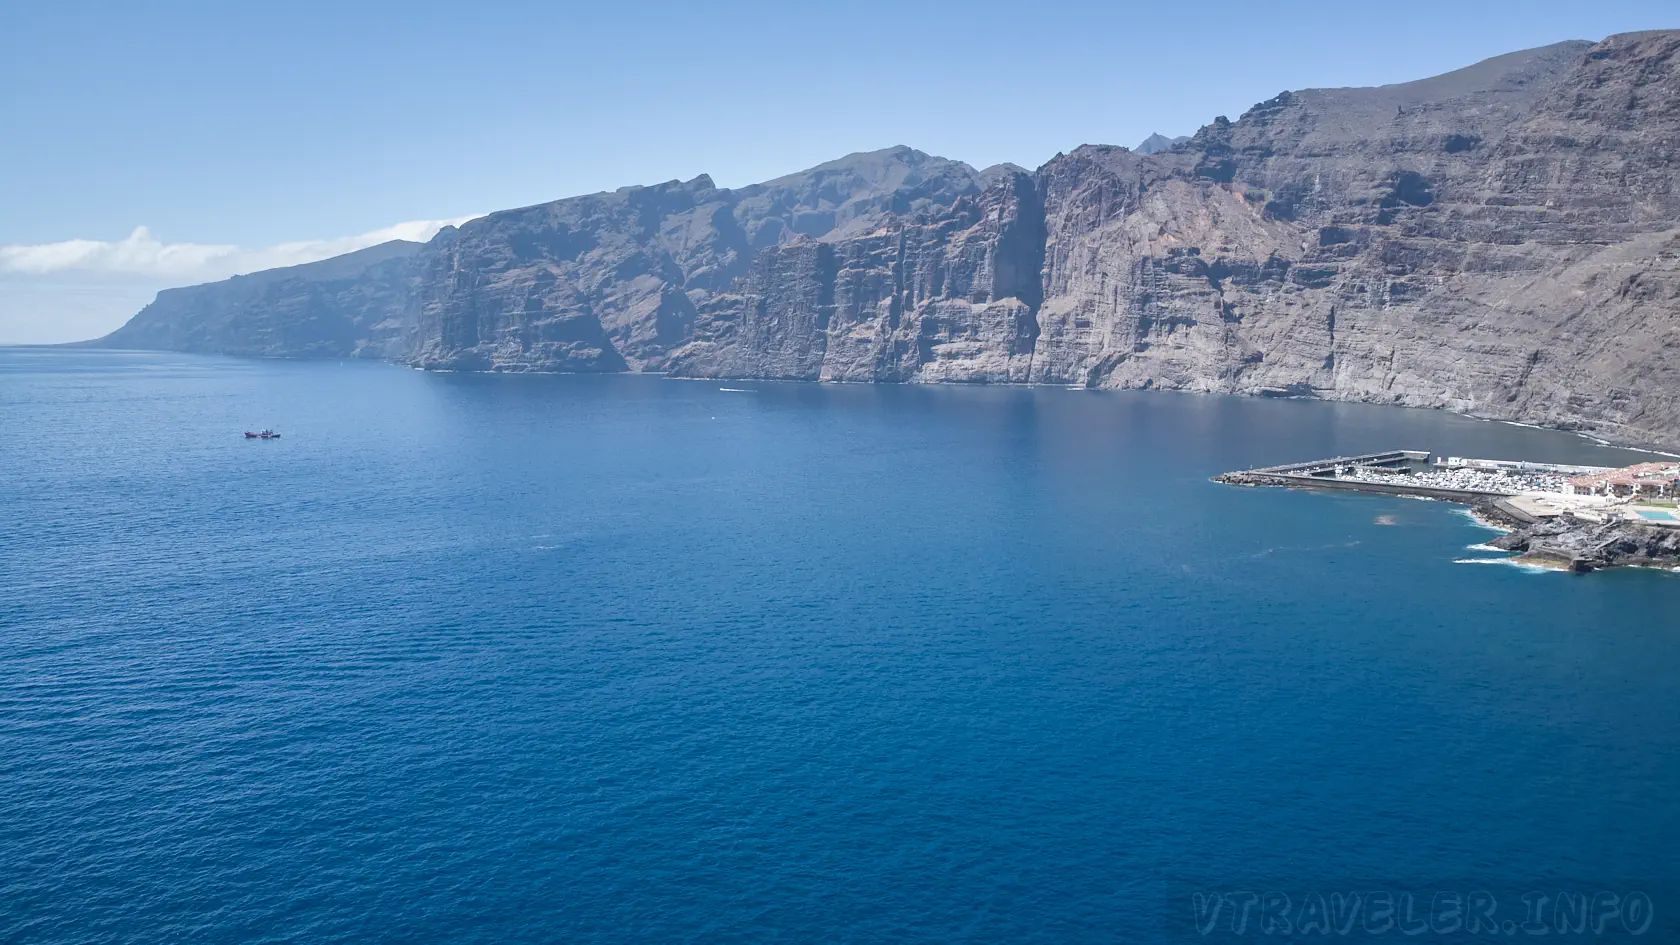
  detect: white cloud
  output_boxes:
[0,215,479,284]
[0,215,481,344]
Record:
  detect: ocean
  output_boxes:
[3,348,1677,942]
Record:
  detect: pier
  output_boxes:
[1248,450,1431,478]
[1215,450,1625,503]
[1220,449,1520,502]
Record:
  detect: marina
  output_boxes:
[1217,450,1680,571]
[1221,450,1677,517]
[1219,450,1626,503]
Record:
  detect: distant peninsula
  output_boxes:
[92,31,1680,452]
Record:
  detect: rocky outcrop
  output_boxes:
[94,31,1680,449]
[1482,505,1680,572]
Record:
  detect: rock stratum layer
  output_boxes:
[98,32,1680,448]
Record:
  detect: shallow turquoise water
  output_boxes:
[1637,509,1678,523]
[3,349,1678,942]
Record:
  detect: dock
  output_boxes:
[1218,450,1679,520]
[1247,449,1431,477]
[1218,450,1522,502]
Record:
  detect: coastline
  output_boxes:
[1217,471,1680,575]
[45,343,1680,456]
[1471,498,1680,574]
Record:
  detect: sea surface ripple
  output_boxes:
[3,349,1678,942]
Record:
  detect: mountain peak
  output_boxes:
[1135,133,1189,155]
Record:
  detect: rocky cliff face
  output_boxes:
[406,147,994,372]
[665,170,1046,382]
[96,31,1680,448]
[1016,33,1679,442]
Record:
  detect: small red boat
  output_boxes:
[243,430,282,439]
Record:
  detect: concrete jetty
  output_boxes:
[1217,449,1523,502]
[1247,450,1430,477]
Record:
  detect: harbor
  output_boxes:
[1216,450,1680,571]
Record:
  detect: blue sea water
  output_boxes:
[3,348,1678,943]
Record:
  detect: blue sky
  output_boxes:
[1,0,1673,342]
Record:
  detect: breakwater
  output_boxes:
[1214,449,1517,503]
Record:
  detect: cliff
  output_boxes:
[96,240,425,359]
[406,147,992,373]
[94,31,1680,448]
[1020,33,1679,441]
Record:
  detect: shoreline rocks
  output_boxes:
[1473,501,1680,573]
